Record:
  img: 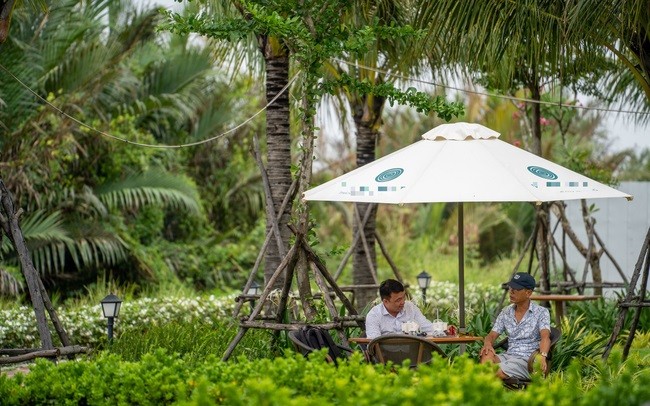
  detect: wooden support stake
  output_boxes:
[0,345,88,364]
[233,178,297,317]
[311,261,349,345]
[333,203,375,280]
[375,232,404,282]
[0,180,53,350]
[352,205,378,284]
[222,244,299,361]
[622,245,650,359]
[603,226,650,360]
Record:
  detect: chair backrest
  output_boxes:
[542,326,562,363]
[526,326,562,373]
[367,334,446,368]
[289,326,346,365]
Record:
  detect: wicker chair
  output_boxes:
[367,334,446,369]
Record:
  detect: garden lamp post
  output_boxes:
[100,293,122,343]
[247,281,261,311]
[417,271,431,305]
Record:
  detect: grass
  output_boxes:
[109,317,277,365]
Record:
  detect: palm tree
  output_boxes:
[0,0,249,295]
[412,0,625,293]
[161,0,293,290]
[316,0,465,309]
[563,0,650,115]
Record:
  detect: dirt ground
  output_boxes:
[0,363,32,378]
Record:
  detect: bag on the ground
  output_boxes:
[296,326,346,364]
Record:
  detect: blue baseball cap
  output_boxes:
[507,272,536,290]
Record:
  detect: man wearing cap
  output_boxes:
[479,272,551,381]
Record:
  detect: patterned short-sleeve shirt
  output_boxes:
[492,302,551,359]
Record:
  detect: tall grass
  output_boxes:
[109,318,274,366]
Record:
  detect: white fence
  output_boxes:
[553,182,650,296]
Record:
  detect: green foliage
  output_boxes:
[318,74,465,119]
[618,148,650,181]
[2,347,650,405]
[553,315,607,374]
[568,295,650,336]
[0,0,264,300]
[154,225,263,290]
[162,0,464,125]
[96,171,202,215]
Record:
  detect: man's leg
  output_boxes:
[480,350,510,379]
[496,354,530,381]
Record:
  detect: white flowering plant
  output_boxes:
[410,281,504,324]
[0,294,239,349]
[0,282,505,349]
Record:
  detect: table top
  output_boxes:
[531,294,601,302]
[348,334,483,345]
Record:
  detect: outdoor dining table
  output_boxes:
[348,334,483,345]
[349,334,483,357]
[531,294,600,328]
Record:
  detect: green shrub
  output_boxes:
[1,348,650,405]
[553,315,606,374]
[568,294,650,336]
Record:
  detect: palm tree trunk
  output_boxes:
[352,99,382,310]
[530,79,551,294]
[263,53,292,290]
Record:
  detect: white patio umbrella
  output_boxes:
[303,122,633,332]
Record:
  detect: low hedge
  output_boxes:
[0,348,648,405]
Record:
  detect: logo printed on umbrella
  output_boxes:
[527,166,558,180]
[375,168,404,182]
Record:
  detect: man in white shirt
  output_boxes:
[365,279,434,339]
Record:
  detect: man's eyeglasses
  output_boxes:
[508,287,526,292]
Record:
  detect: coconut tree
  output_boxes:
[564,0,650,116]
[163,0,465,304]
[161,0,294,290]
[319,0,464,309]
[412,1,623,293]
[0,0,250,295]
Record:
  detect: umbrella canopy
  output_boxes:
[303,122,632,332]
[304,122,632,204]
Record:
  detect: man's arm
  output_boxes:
[538,328,551,374]
[365,308,382,339]
[409,302,434,333]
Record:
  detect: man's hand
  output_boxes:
[532,353,549,376]
[480,344,495,357]
[540,357,548,375]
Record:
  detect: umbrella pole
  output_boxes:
[458,203,466,354]
[458,203,465,332]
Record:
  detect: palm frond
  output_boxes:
[96,170,202,215]
[64,233,129,271]
[0,267,23,297]
[0,209,70,275]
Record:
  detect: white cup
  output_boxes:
[432,319,447,333]
[401,321,419,334]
